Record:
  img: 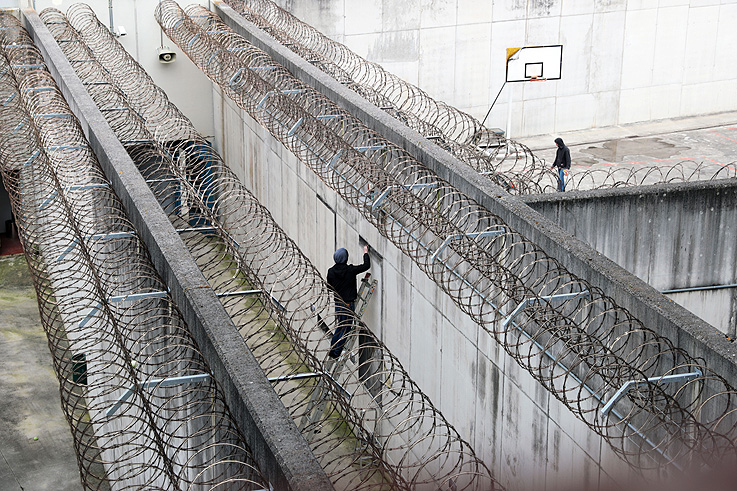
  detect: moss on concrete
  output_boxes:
[0,255,34,290]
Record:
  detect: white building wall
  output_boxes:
[19,1,736,141]
[278,0,737,138]
[213,85,635,490]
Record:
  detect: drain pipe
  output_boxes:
[108,0,113,34]
[661,283,737,294]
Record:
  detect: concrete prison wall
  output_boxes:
[211,5,737,489]
[213,82,624,491]
[522,181,737,337]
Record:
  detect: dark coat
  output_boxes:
[553,138,571,170]
[327,253,370,304]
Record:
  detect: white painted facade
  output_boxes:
[278,0,737,138]
[17,0,737,140]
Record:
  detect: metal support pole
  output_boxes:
[371,182,439,213]
[175,226,216,233]
[288,118,303,136]
[480,80,506,128]
[108,0,114,34]
[503,291,590,329]
[216,289,262,297]
[268,372,321,383]
[354,144,386,152]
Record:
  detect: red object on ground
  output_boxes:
[0,236,23,256]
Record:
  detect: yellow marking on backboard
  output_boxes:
[506,47,522,61]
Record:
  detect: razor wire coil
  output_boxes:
[0,13,268,491]
[153,0,737,475]
[43,4,501,490]
[224,0,737,194]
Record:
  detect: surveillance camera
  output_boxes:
[115,25,127,37]
[157,46,176,64]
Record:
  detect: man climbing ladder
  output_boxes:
[299,245,378,430]
[327,243,371,359]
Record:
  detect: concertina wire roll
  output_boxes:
[150,0,737,475]
[42,4,500,490]
[0,12,268,491]
[224,0,737,193]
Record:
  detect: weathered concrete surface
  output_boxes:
[214,5,737,489]
[214,81,623,491]
[0,255,82,491]
[218,0,737,374]
[23,10,333,491]
[208,8,620,482]
[523,179,737,336]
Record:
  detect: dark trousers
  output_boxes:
[329,301,355,359]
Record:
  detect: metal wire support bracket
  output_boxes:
[371,182,439,213]
[502,291,590,329]
[600,370,703,416]
[106,373,211,417]
[56,231,135,261]
[78,291,169,327]
[431,228,506,263]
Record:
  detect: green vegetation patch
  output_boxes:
[0,255,34,290]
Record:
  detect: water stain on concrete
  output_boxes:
[369,30,419,62]
[572,155,599,166]
[596,0,627,11]
[580,137,691,163]
[530,0,556,16]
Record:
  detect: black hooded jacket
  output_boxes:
[553,137,571,170]
[327,253,370,304]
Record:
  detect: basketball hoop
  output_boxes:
[481,45,561,127]
[506,45,562,82]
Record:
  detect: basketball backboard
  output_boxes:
[506,45,562,82]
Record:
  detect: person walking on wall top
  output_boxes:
[327,244,370,359]
[551,137,571,192]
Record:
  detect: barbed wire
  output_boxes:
[153,0,737,477]
[0,13,268,491]
[43,4,501,490]
[223,0,737,193]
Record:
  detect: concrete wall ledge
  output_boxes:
[23,9,333,491]
[214,2,737,384]
[520,176,737,205]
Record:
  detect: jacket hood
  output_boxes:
[555,137,565,147]
[333,248,348,264]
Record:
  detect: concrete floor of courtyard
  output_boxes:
[0,254,81,491]
[518,110,737,176]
